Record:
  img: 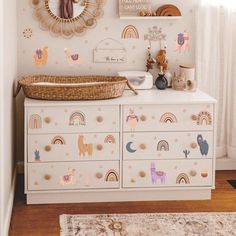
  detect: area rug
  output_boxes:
[60,212,236,236]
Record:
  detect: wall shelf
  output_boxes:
[119,16,182,20]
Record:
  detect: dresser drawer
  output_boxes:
[28,161,120,191]
[28,133,119,162]
[123,159,213,188]
[27,105,119,134]
[123,131,213,160]
[123,104,214,132]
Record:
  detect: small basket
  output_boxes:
[15,75,138,101]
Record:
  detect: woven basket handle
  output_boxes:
[14,81,22,97]
[126,80,138,95]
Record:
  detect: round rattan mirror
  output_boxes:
[31,0,106,38]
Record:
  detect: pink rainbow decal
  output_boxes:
[104,135,116,144]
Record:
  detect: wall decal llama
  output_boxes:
[60,168,77,185]
[150,162,166,184]
[105,169,119,182]
[69,111,86,126]
[104,135,116,144]
[34,150,40,161]
[51,135,66,145]
[197,134,209,156]
[78,135,93,156]
[126,108,139,130]
[197,111,212,125]
[34,46,48,66]
[176,173,190,184]
[160,112,177,123]
[29,114,42,129]
[122,25,139,39]
[157,140,169,151]
[175,31,190,53]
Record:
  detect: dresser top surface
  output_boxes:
[25,89,216,106]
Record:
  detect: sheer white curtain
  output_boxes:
[196,0,236,159]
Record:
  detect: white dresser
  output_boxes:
[24,89,216,204]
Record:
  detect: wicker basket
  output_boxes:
[16,75,138,101]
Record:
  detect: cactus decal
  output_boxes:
[183,150,190,158]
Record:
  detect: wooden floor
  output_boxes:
[9,171,236,236]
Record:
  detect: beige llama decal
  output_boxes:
[78,135,93,157]
[34,46,48,66]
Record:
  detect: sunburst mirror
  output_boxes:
[31,0,106,38]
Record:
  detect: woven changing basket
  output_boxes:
[16,75,137,101]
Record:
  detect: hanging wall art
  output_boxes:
[94,38,126,63]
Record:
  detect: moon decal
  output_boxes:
[126,142,137,153]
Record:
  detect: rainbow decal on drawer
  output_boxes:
[197,111,212,125]
[51,135,66,145]
[29,114,42,129]
[160,113,178,123]
[105,169,119,182]
[157,140,169,151]
[104,135,116,144]
[69,111,86,126]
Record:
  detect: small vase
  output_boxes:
[155,73,168,90]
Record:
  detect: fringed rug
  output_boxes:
[60,212,236,236]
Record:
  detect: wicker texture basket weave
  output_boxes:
[16,75,137,101]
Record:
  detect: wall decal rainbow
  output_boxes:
[105,169,119,182]
[121,25,139,39]
[104,135,116,144]
[176,173,190,184]
[160,112,178,123]
[157,140,169,151]
[69,111,86,126]
[197,111,212,125]
[51,136,66,145]
[29,114,42,129]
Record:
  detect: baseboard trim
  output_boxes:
[3,167,17,236]
[216,158,236,170]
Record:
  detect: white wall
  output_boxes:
[0,0,17,235]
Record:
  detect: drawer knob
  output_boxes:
[97,144,103,151]
[140,115,147,122]
[96,116,103,123]
[44,117,51,124]
[190,143,197,149]
[44,145,52,152]
[96,172,103,179]
[139,171,146,178]
[191,115,197,121]
[44,174,51,181]
[139,143,146,150]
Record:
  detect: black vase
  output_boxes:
[155,73,168,90]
